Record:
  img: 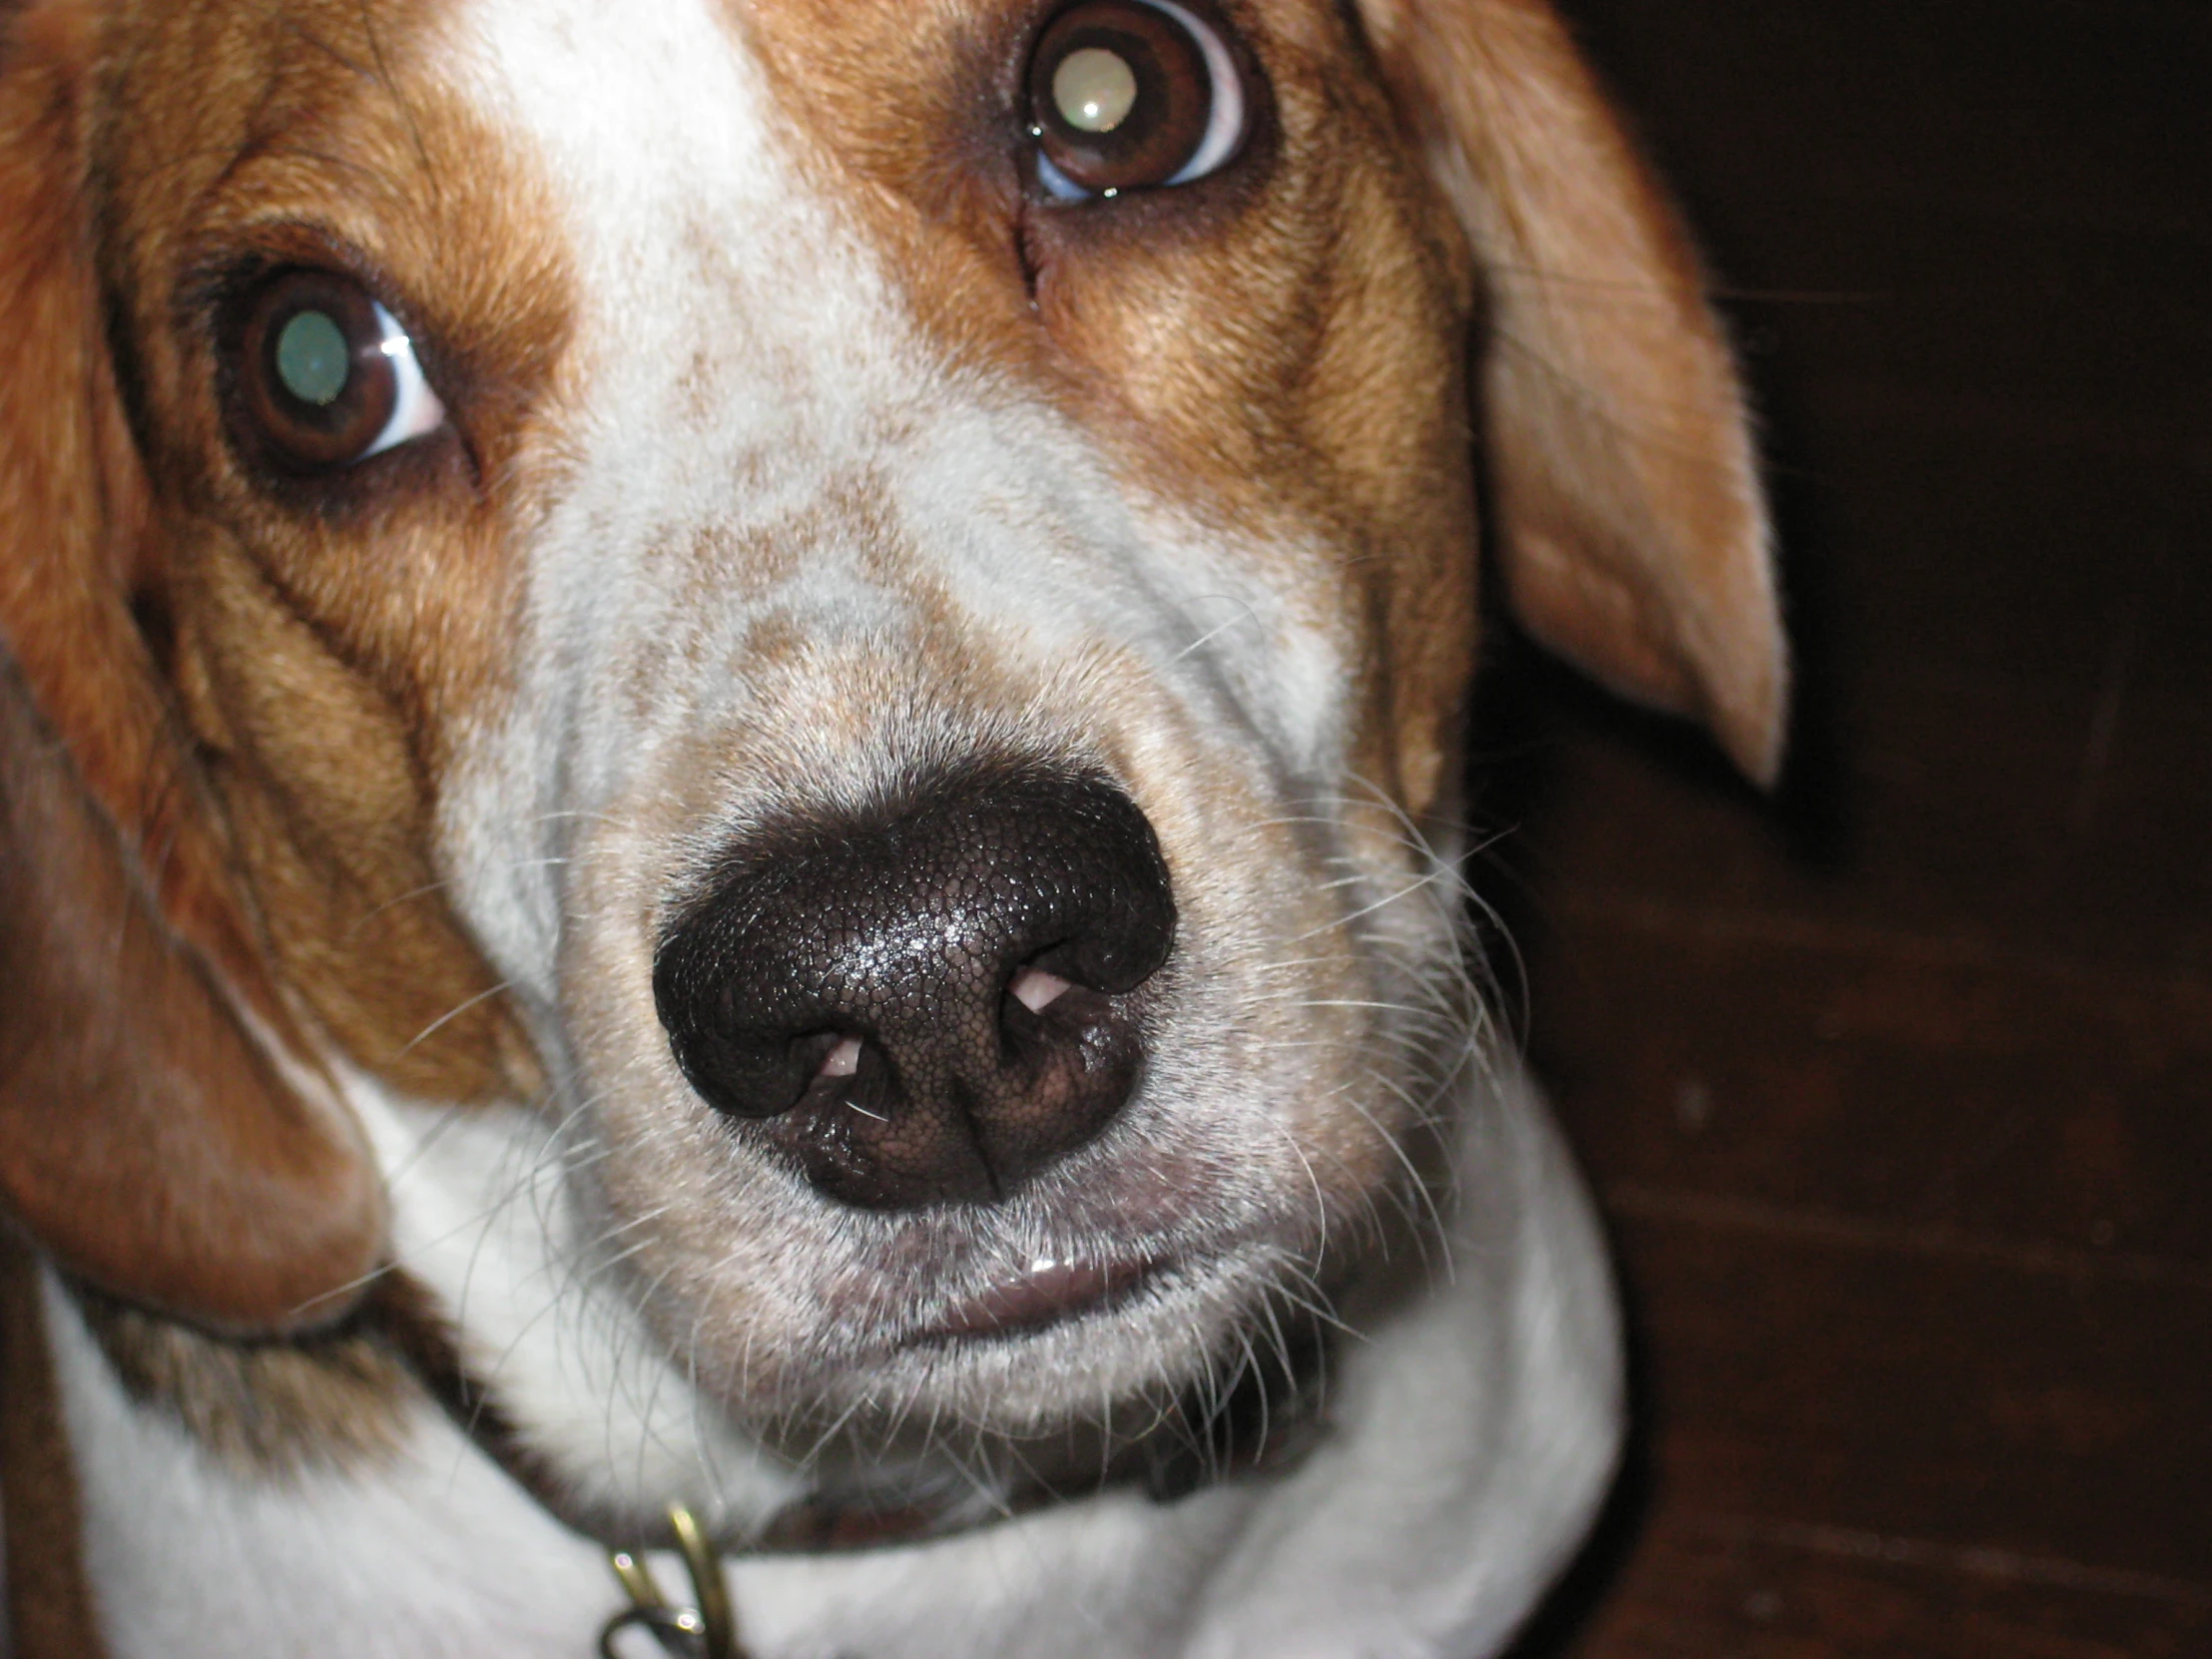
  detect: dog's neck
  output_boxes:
[59,1227,1336,1552]
[12,1060,1624,1659]
[8,1237,1331,1659]
[11,1192,1340,1659]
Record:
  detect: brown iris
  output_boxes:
[236,270,402,472]
[1028,0,1221,195]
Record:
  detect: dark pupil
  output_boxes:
[275,309,352,408]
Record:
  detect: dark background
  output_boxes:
[1477,2,2212,1654]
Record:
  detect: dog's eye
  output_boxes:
[236,271,445,473]
[1027,0,1248,200]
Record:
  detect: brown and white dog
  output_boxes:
[0,0,1783,1653]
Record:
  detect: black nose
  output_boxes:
[653,763,1176,1209]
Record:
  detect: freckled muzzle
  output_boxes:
[652,762,1176,1209]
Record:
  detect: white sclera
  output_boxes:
[361,298,446,460]
[1151,0,1244,187]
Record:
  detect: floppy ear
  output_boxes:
[1357,0,1787,783]
[0,1,381,1333]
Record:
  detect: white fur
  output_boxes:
[58,1066,1618,1658]
[426,0,1436,1474]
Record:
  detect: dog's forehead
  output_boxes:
[107,0,1468,592]
[461,0,822,287]
[455,0,956,473]
[98,0,1479,824]
[444,0,1460,501]
[445,3,1351,678]
[457,2,1125,656]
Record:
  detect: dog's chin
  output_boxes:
[734,1235,1302,1451]
[727,1240,1319,1511]
[615,1103,1359,1438]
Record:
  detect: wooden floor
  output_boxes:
[1491,2,2212,1654]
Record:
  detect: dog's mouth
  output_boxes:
[921,1253,1164,1344]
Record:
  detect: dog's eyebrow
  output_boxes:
[138,9,451,235]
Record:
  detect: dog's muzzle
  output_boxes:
[653,761,1176,1209]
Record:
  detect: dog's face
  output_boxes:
[0,0,1780,1505]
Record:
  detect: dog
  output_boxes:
[0,0,1784,1653]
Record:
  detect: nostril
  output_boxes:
[818,1035,863,1078]
[1008,964,1072,1014]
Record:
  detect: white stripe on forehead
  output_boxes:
[451,0,1118,681]
[448,0,969,785]
[453,0,909,461]
[434,0,1356,968]
[446,0,1350,710]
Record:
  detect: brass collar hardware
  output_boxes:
[599,1506,747,1659]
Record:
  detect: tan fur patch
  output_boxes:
[3,0,391,1328]
[0,1234,108,1659]
[1357,0,1786,781]
[74,1279,421,1476]
[86,0,580,1097]
[737,0,1484,827]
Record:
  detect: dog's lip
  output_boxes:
[925,1254,1162,1342]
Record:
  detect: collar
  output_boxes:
[61,1263,1334,1659]
[600,1506,742,1659]
[400,1296,1335,1659]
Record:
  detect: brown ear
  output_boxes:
[1357,0,1787,783]
[0,1,381,1333]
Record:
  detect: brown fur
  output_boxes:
[0,644,381,1329]
[0,1232,107,1659]
[64,1265,508,1479]
[0,0,1783,1511]
[0,6,391,1329]
[1358,0,1787,781]
[72,1284,417,1476]
[0,0,579,1329]
[739,0,1484,827]
[88,0,573,1099]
